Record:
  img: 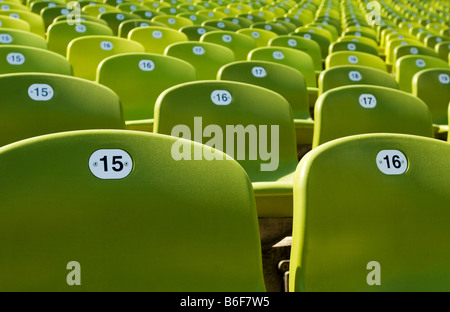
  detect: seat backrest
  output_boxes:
[153,80,298,181]
[97,53,196,123]
[313,85,434,148]
[128,26,188,54]
[291,31,330,60]
[236,27,277,47]
[412,68,450,126]
[0,27,47,49]
[394,54,450,92]
[0,45,72,75]
[0,73,124,146]
[0,10,45,37]
[392,44,439,69]
[98,11,141,35]
[151,15,194,30]
[218,60,311,120]
[202,19,242,32]
[325,51,387,72]
[318,65,398,95]
[290,133,450,291]
[329,40,379,56]
[268,35,322,72]
[435,41,450,61]
[47,20,114,56]
[200,30,256,60]
[179,25,217,41]
[67,35,145,80]
[164,41,235,80]
[0,15,30,32]
[248,46,317,88]
[0,129,265,292]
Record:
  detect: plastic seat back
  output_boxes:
[0,73,124,146]
[0,129,265,291]
[165,41,234,80]
[67,35,145,80]
[291,133,450,291]
[313,85,434,147]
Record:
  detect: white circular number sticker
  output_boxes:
[197,28,206,35]
[222,34,232,42]
[410,47,418,54]
[89,149,133,180]
[0,33,12,43]
[116,13,125,21]
[348,55,359,64]
[168,18,176,24]
[138,59,155,71]
[438,73,449,84]
[359,93,377,108]
[211,90,232,105]
[273,51,284,60]
[100,41,113,51]
[348,70,362,81]
[152,30,163,38]
[252,66,267,78]
[75,24,86,33]
[193,46,205,55]
[347,43,356,51]
[376,150,408,175]
[251,31,260,38]
[217,22,225,28]
[287,39,297,47]
[28,84,54,101]
[303,33,311,39]
[416,59,426,67]
[6,52,25,65]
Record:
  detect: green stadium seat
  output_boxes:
[200,30,256,60]
[236,27,277,47]
[291,30,331,61]
[81,4,120,17]
[248,46,318,109]
[318,65,398,95]
[394,54,450,92]
[313,85,434,148]
[290,133,450,291]
[67,35,145,80]
[329,40,379,57]
[392,44,440,71]
[179,24,217,41]
[153,80,298,218]
[118,19,167,38]
[98,11,141,35]
[47,20,114,56]
[325,51,387,72]
[0,129,265,291]
[151,14,194,30]
[0,45,72,75]
[435,41,450,61]
[164,41,234,80]
[128,26,188,54]
[217,60,314,146]
[0,14,30,31]
[0,10,45,37]
[0,28,47,49]
[412,68,450,140]
[202,18,241,31]
[250,21,289,35]
[268,35,322,73]
[0,73,124,147]
[97,52,196,132]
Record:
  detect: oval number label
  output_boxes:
[376,150,408,175]
[89,149,133,180]
[252,66,267,78]
[211,90,232,105]
[359,94,377,108]
[28,84,54,101]
[6,52,25,65]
